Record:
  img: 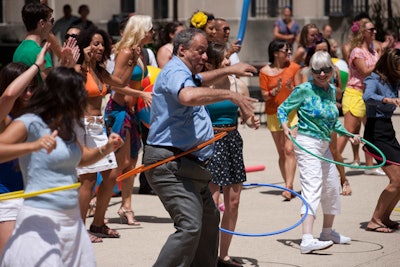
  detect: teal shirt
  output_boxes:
[13,40,53,84]
[206,100,238,126]
[277,81,346,141]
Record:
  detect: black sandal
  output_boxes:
[217,257,243,267]
[89,224,120,238]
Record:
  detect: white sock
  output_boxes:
[302,234,313,241]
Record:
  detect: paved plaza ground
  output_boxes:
[90,109,400,267]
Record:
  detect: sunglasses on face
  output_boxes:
[311,66,333,74]
[65,33,78,40]
[366,28,376,33]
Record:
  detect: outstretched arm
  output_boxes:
[178,86,258,122]
[200,62,257,85]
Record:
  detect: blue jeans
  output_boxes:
[144,145,220,267]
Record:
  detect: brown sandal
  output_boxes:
[89,224,120,238]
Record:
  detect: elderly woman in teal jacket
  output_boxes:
[278,51,360,254]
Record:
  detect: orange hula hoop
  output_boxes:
[116,131,227,182]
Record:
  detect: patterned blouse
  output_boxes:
[277,81,347,141]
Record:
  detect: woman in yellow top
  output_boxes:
[259,39,300,200]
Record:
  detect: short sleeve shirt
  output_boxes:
[147,56,214,161]
[13,40,53,84]
[16,114,81,210]
[347,47,378,90]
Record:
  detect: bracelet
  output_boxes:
[98,146,105,156]
[33,63,40,71]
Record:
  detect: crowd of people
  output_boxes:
[0,1,400,266]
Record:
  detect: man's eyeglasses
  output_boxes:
[222,26,230,32]
[311,66,333,74]
[65,33,78,40]
[366,27,376,33]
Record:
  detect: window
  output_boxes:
[121,0,135,14]
[251,0,293,18]
[153,0,168,19]
[324,0,369,17]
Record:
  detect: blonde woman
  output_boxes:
[105,15,154,226]
[336,18,384,176]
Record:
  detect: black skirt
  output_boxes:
[364,117,400,165]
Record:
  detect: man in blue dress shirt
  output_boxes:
[144,28,257,266]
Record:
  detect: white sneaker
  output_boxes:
[300,238,334,254]
[364,168,386,176]
[319,230,351,244]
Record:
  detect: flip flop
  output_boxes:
[365,225,393,233]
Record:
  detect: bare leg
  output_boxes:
[271,130,296,200]
[368,165,400,229]
[351,122,361,164]
[322,214,335,229]
[0,221,15,254]
[91,169,114,227]
[337,112,361,155]
[78,172,97,223]
[79,172,104,242]
[118,157,140,225]
[330,133,351,195]
[219,183,242,261]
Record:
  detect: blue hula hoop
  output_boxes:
[219,183,309,237]
[289,127,386,169]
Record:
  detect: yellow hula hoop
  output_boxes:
[0,190,24,197]
[0,182,81,202]
[393,207,400,213]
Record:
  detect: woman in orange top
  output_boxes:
[259,39,300,200]
[75,28,151,242]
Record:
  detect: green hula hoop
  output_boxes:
[289,126,386,169]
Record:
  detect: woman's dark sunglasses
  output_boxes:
[311,66,333,74]
[65,33,78,40]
